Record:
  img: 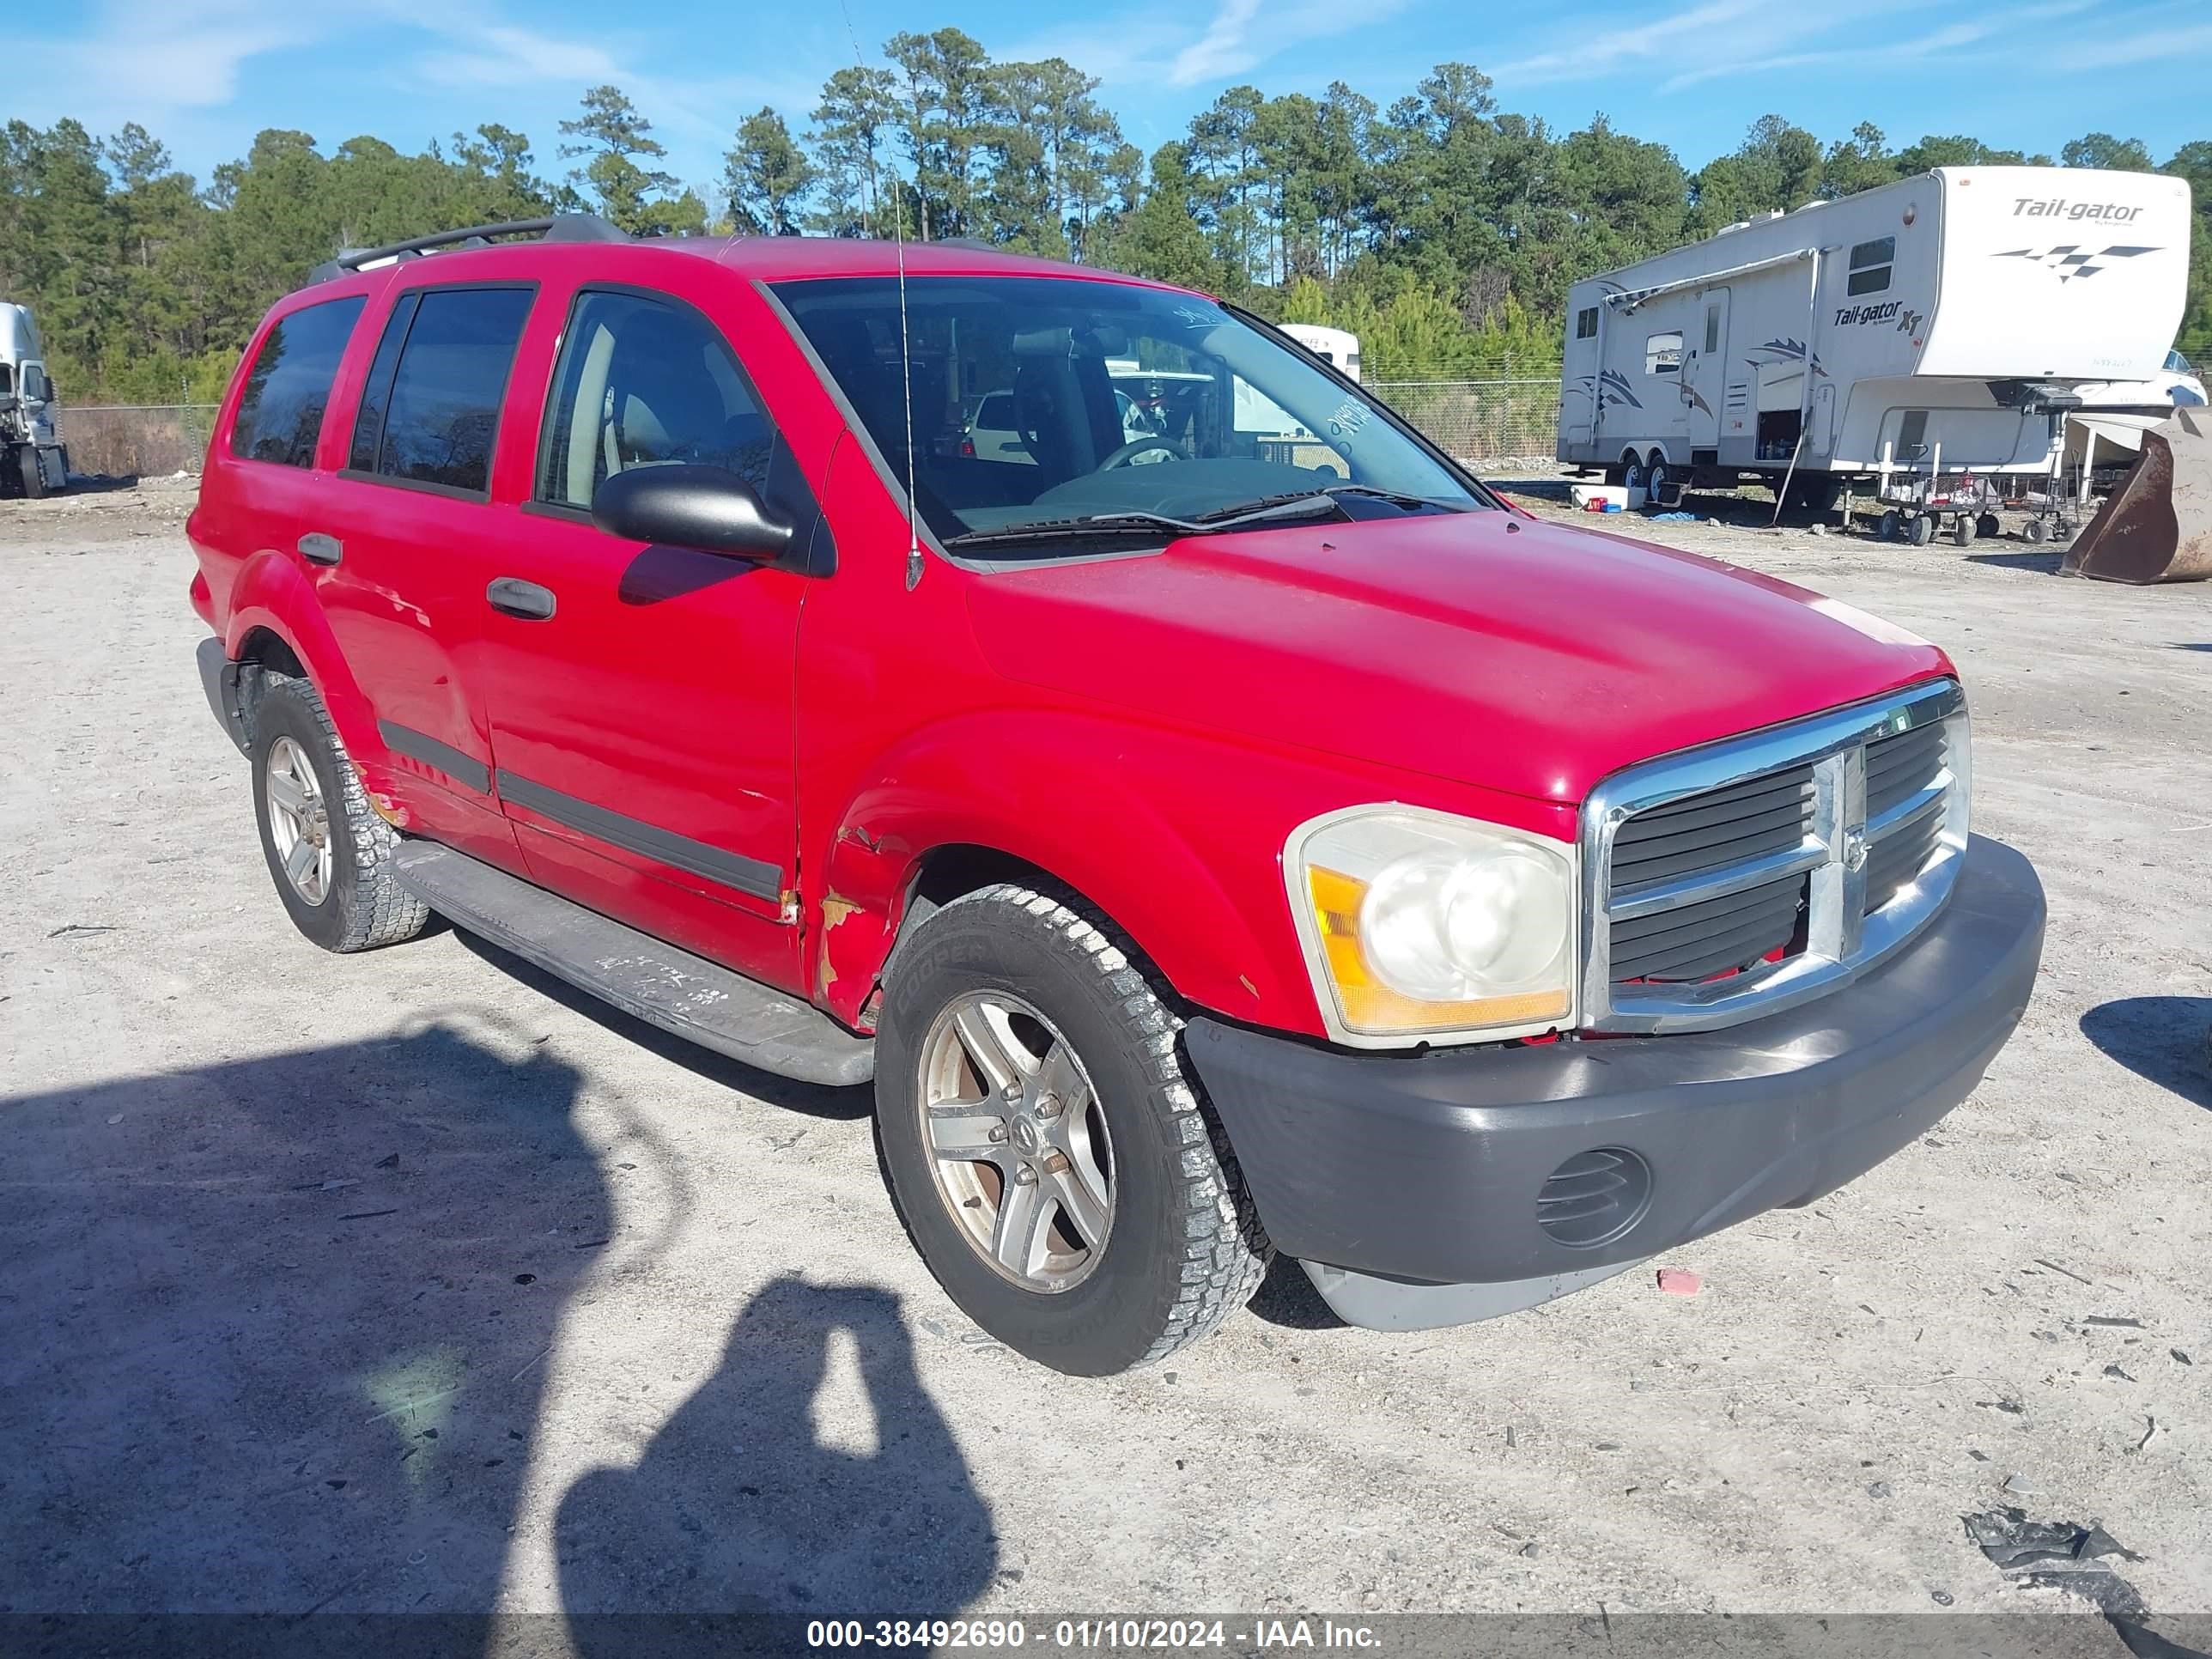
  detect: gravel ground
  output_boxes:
[2,477,2208,1648]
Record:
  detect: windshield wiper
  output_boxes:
[1194,483,1456,520]
[942,494,1346,550]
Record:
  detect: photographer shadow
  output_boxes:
[556,1276,998,1651]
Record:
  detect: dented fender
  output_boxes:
[221,547,381,757]
[804,707,1571,1042]
[808,708,1293,1031]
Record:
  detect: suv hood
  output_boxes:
[965,510,1951,808]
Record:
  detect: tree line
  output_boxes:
[3,28,2207,404]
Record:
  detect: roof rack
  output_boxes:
[308,214,628,283]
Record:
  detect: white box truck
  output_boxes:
[1,303,69,497]
[1556,167,2191,519]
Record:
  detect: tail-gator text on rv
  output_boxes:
[2013,198,2144,222]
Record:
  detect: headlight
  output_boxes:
[1285,805,1577,1046]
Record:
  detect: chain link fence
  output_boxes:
[60,377,1568,483]
[60,404,219,478]
[1367,375,1562,464]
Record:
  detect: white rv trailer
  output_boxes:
[1280,323,1362,382]
[1556,167,2191,505]
[1,302,69,497]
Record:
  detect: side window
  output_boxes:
[1644,331,1683,376]
[1896,410,1929,459]
[0,365,12,398]
[536,289,775,510]
[1575,307,1598,341]
[1848,237,1894,297]
[1703,304,1722,356]
[229,296,366,467]
[349,286,534,495]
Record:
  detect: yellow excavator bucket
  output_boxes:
[2063,406,2212,584]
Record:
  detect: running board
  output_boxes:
[392,842,874,1087]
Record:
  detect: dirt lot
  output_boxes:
[2,477,2208,1648]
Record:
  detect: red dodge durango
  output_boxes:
[189,216,2046,1374]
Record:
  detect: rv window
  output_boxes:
[1644,331,1683,376]
[1704,305,1721,356]
[1897,410,1928,460]
[229,295,368,469]
[0,365,11,398]
[1576,307,1598,341]
[1848,237,1894,298]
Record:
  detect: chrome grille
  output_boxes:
[1580,680,1970,1034]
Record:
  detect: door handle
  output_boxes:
[486,577,556,620]
[297,532,343,566]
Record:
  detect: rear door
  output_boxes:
[319,282,538,862]
[468,280,822,993]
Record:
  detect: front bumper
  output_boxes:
[1183,834,2045,1330]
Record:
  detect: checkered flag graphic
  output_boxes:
[1995,244,2157,282]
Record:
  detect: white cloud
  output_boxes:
[1492,0,1769,87]
[413,23,626,90]
[2069,16,2212,66]
[1006,0,1406,94]
[1170,0,1266,85]
[1658,0,2106,93]
[26,0,330,125]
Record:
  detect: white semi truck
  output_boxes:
[1556,167,2191,522]
[2,302,69,498]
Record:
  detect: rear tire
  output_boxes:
[874,883,1270,1375]
[1908,514,1935,547]
[2024,518,2050,544]
[1952,514,1974,548]
[1879,509,1901,542]
[249,677,430,953]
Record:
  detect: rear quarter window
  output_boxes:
[229,296,366,467]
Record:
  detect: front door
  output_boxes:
[1684,289,1729,453]
[471,283,819,994]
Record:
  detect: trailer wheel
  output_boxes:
[1952,515,1975,548]
[2023,518,2050,545]
[1907,514,1935,547]
[1879,509,1901,542]
[1622,456,1647,499]
[1977,513,2002,540]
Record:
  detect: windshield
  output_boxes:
[773,275,1485,551]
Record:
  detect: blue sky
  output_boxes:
[23,0,2211,204]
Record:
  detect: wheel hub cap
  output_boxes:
[264,735,335,908]
[917,990,1115,1292]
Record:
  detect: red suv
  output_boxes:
[189,217,2045,1375]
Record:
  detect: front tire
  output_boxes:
[875,884,1270,1375]
[249,677,430,952]
[17,446,46,500]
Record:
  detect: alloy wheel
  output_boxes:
[264,735,334,906]
[916,990,1115,1291]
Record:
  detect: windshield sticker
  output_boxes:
[1325,399,1373,440]
[1170,302,1228,331]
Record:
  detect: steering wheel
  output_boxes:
[1098,438,1183,469]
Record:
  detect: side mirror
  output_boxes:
[591,464,793,562]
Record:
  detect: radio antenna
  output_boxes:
[839,0,924,588]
